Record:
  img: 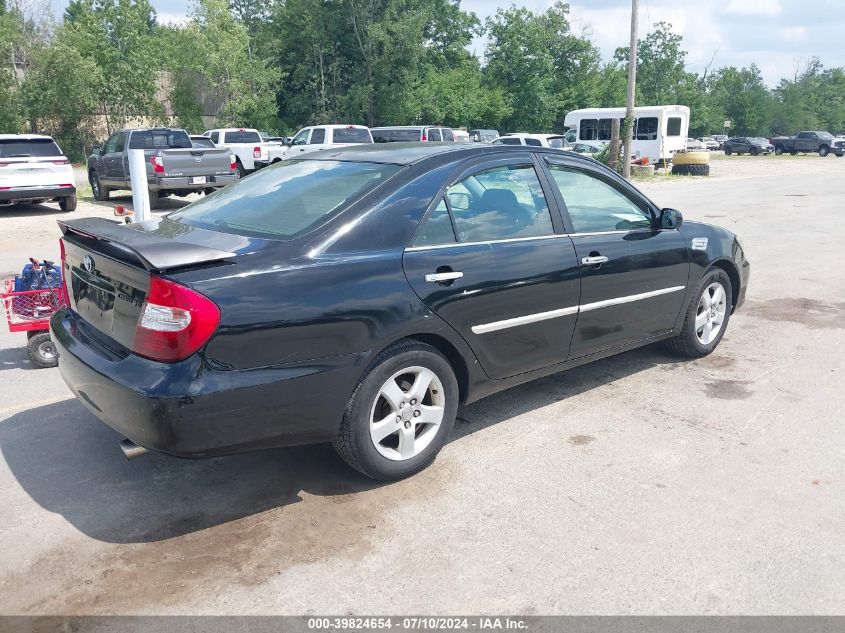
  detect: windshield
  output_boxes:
[169,160,402,240]
[0,138,63,157]
[333,128,372,144]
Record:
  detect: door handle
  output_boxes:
[425,271,463,283]
[581,256,608,265]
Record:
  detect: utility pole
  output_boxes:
[622,0,638,179]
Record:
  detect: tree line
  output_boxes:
[2,0,845,161]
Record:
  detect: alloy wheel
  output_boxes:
[369,366,445,461]
[695,282,727,345]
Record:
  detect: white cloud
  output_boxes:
[724,0,782,16]
[779,26,807,41]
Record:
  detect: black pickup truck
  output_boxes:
[87,128,238,209]
[770,131,843,157]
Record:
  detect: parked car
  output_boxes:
[0,134,77,211]
[832,136,845,157]
[53,143,749,481]
[685,138,706,151]
[491,134,571,149]
[189,135,216,149]
[261,124,373,166]
[202,128,275,175]
[87,128,237,209]
[770,131,841,156]
[453,129,470,142]
[371,126,455,143]
[469,129,499,142]
[723,137,773,156]
[697,137,720,151]
[712,134,728,149]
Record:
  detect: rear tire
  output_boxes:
[664,268,732,358]
[333,340,459,481]
[90,171,109,201]
[59,195,77,212]
[236,159,247,178]
[27,332,58,368]
[147,188,161,210]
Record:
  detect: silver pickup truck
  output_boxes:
[87,128,238,209]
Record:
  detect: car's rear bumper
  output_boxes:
[151,175,237,192]
[0,185,76,202]
[50,309,367,457]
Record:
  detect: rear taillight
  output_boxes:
[150,156,164,174]
[59,238,70,304]
[422,134,427,141]
[0,162,10,167]
[230,155,237,171]
[133,276,220,362]
[52,159,70,165]
[58,183,73,187]
[253,146,261,158]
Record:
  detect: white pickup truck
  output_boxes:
[203,128,275,175]
[258,125,373,167]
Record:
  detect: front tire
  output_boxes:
[818,145,829,157]
[90,171,109,201]
[334,341,459,481]
[665,269,733,358]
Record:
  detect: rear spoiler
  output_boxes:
[57,217,236,273]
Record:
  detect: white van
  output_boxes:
[563,105,690,164]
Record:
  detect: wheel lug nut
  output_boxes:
[404,421,411,429]
[410,399,417,405]
[413,410,421,417]
[396,416,402,422]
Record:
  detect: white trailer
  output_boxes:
[563,105,690,164]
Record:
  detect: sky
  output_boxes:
[51,0,845,87]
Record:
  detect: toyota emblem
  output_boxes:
[82,255,95,273]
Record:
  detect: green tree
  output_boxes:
[706,65,773,136]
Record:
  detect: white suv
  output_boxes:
[0,134,77,211]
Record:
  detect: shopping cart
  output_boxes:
[2,259,68,368]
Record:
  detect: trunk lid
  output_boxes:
[158,147,233,178]
[58,216,274,351]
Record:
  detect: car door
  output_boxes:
[542,156,689,359]
[795,132,812,152]
[402,154,580,379]
[101,131,126,185]
[290,128,311,154]
[308,127,326,150]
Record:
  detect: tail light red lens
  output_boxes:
[230,155,237,171]
[150,156,164,174]
[59,238,70,304]
[52,159,70,165]
[133,276,220,362]
[253,146,261,158]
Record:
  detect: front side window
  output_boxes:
[580,119,598,141]
[667,117,682,136]
[525,138,542,147]
[309,128,326,144]
[291,129,310,146]
[427,128,442,142]
[546,164,652,233]
[441,129,455,142]
[635,117,658,140]
[445,164,554,242]
[169,160,402,240]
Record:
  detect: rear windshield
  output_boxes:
[372,128,422,143]
[225,130,262,144]
[129,130,192,149]
[168,160,402,240]
[547,136,568,149]
[333,128,372,144]
[0,138,63,157]
[191,137,216,148]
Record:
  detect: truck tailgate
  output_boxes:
[160,148,233,177]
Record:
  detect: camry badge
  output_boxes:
[82,255,95,272]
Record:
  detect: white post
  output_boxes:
[128,149,150,223]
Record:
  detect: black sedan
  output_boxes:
[51,144,750,481]
[723,137,773,155]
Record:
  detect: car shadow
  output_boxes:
[0,345,38,371]
[0,201,66,216]
[84,192,195,213]
[0,343,684,545]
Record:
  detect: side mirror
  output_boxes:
[660,208,683,230]
[91,146,102,156]
[285,138,293,147]
[448,192,470,211]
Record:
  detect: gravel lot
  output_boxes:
[0,156,843,615]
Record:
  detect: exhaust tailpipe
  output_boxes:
[119,438,149,460]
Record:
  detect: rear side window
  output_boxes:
[427,129,442,142]
[413,199,456,246]
[225,130,262,144]
[667,117,682,136]
[636,117,658,140]
[580,119,598,141]
[333,127,372,143]
[372,128,422,143]
[128,130,192,149]
[0,138,63,157]
[597,119,613,141]
[309,128,326,144]
[441,129,455,142]
[210,131,220,144]
[525,138,542,147]
[169,160,402,240]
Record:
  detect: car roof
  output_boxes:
[294,141,593,166]
[0,134,55,140]
[370,125,451,130]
